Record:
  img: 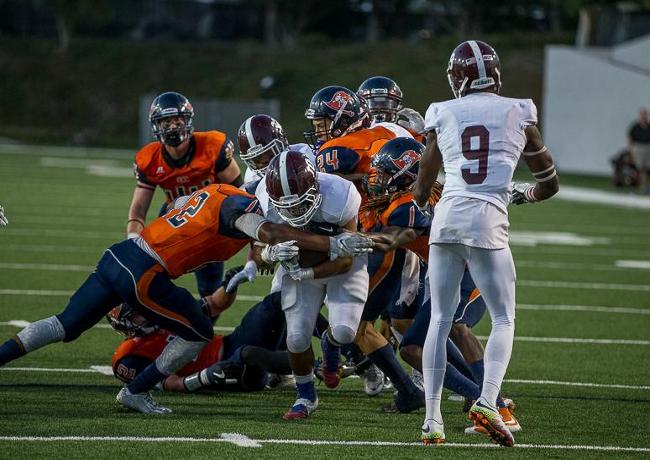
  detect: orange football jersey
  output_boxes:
[112,330,225,379]
[315,126,397,176]
[140,184,260,278]
[134,131,232,202]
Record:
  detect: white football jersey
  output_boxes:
[424,92,537,213]
[255,171,360,228]
[242,143,316,185]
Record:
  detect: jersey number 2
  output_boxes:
[166,191,209,228]
[461,125,489,185]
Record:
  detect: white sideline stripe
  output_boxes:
[616,260,650,269]
[557,185,650,210]
[477,335,650,345]
[517,303,650,315]
[518,280,650,291]
[2,366,648,391]
[504,379,650,391]
[0,321,236,333]
[0,436,647,452]
[0,263,94,272]
[220,433,262,448]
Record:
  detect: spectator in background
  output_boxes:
[611,148,639,190]
[628,108,650,193]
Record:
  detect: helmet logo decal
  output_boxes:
[324,91,355,120]
[391,149,421,172]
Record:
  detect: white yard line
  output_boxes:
[0,435,646,452]
[0,263,94,272]
[557,185,650,210]
[504,379,650,391]
[516,303,650,315]
[518,280,650,291]
[476,336,650,345]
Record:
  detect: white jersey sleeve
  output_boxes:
[518,99,537,128]
[289,142,317,167]
[243,167,260,185]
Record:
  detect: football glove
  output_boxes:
[261,240,300,263]
[282,258,315,281]
[0,205,8,227]
[225,260,257,293]
[511,182,538,205]
[329,233,373,260]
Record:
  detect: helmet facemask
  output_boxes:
[270,186,322,228]
[366,95,402,123]
[106,304,158,338]
[241,138,287,177]
[151,114,194,147]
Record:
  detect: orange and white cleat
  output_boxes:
[499,406,521,432]
[468,401,515,447]
[421,419,445,445]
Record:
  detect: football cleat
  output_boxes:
[411,368,424,392]
[383,387,425,413]
[362,364,384,396]
[469,400,515,447]
[282,397,319,421]
[116,387,172,415]
[266,373,296,390]
[421,419,445,445]
[499,406,521,432]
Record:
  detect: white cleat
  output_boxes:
[116,387,172,414]
[421,418,445,444]
[362,364,385,396]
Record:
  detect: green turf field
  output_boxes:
[0,147,648,459]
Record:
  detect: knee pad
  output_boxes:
[18,316,66,350]
[331,324,356,346]
[155,337,206,375]
[286,333,311,354]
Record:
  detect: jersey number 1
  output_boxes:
[166,191,209,228]
[461,125,489,185]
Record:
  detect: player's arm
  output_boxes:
[306,218,357,279]
[512,125,560,205]
[215,139,243,187]
[413,131,443,209]
[368,226,424,253]
[126,182,155,238]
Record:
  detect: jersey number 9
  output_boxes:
[461,125,489,185]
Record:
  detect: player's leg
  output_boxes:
[421,243,466,444]
[323,254,370,389]
[465,246,516,447]
[117,265,214,414]
[0,252,122,366]
[282,277,324,420]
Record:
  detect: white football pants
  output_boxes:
[423,243,516,423]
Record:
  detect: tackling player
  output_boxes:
[0,184,372,414]
[127,92,242,298]
[414,40,559,446]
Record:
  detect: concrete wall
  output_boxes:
[543,37,650,175]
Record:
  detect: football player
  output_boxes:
[305,85,411,190]
[0,184,372,414]
[357,76,403,124]
[127,92,242,298]
[0,204,7,226]
[109,266,328,393]
[414,40,559,446]
[255,151,369,420]
[238,114,315,191]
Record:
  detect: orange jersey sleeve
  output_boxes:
[134,131,230,202]
[141,184,259,278]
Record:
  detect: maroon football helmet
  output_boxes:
[265,150,322,227]
[238,114,289,176]
[447,40,501,99]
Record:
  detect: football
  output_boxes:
[298,250,330,268]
